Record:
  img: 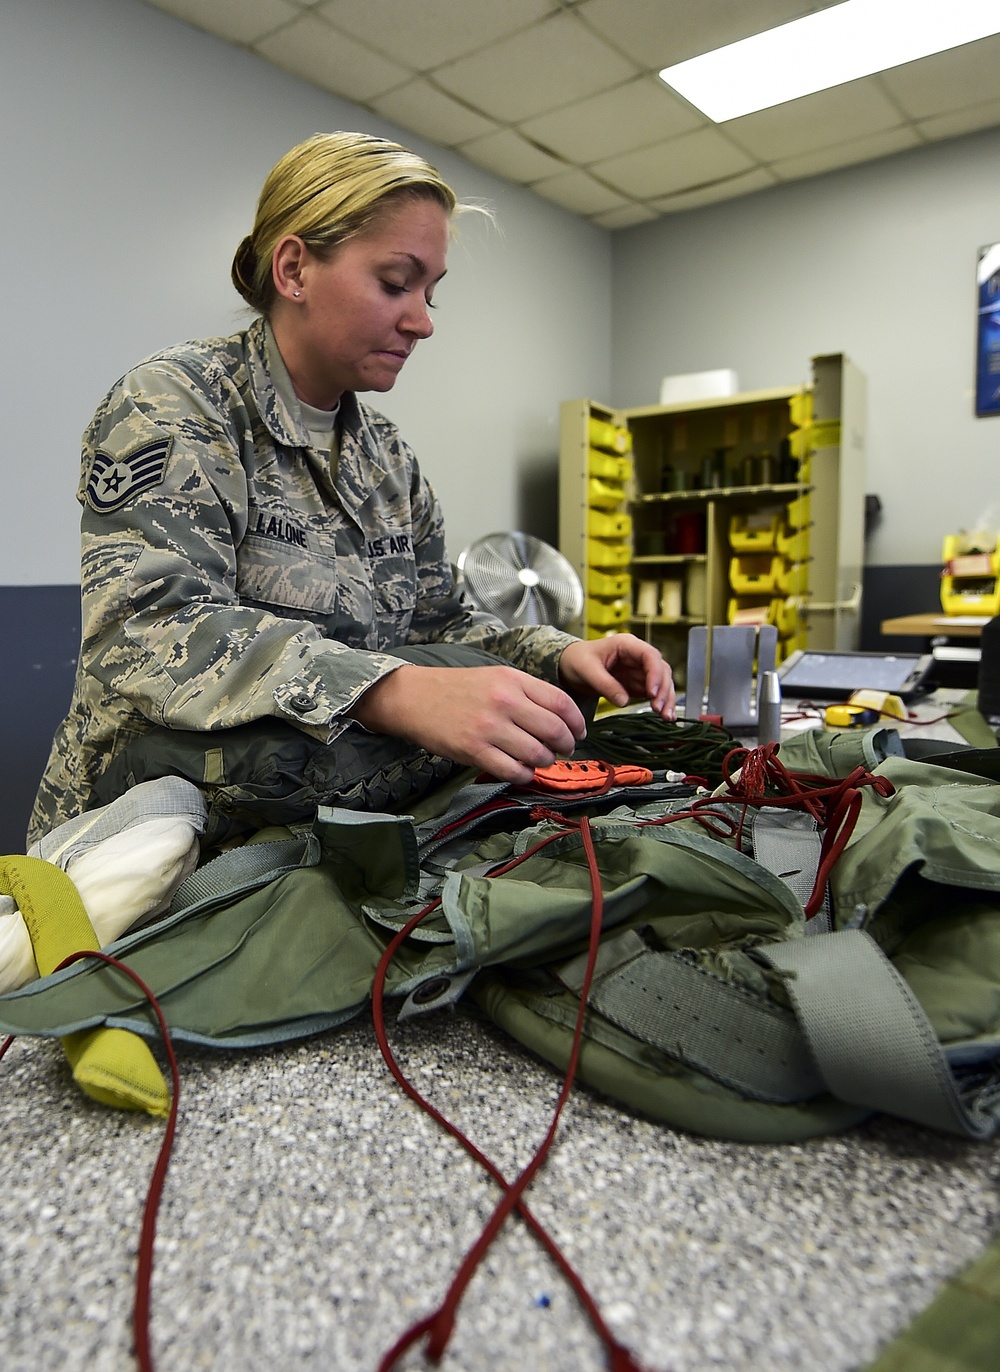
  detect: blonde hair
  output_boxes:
[231,131,458,314]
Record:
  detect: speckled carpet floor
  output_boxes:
[2,1004,998,1372]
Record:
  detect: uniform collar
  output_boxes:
[245,317,307,449]
[246,317,388,511]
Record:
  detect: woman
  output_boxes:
[29,131,674,847]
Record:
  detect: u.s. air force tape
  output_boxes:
[84,437,172,515]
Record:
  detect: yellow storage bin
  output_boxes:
[729,510,781,553]
[784,493,811,529]
[587,596,630,628]
[729,554,781,596]
[587,568,631,597]
[943,552,1000,577]
[727,596,775,627]
[777,524,810,562]
[588,508,632,540]
[774,596,804,638]
[789,392,813,428]
[940,536,1000,578]
[588,416,632,455]
[587,537,630,570]
[587,475,627,510]
[942,532,999,561]
[776,560,809,596]
[588,449,633,482]
[940,576,1000,616]
[788,427,810,460]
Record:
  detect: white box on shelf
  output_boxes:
[659,368,738,406]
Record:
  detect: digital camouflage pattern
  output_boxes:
[30,318,574,844]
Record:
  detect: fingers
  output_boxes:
[558,637,677,719]
[470,673,582,774]
[517,673,587,745]
[346,664,585,780]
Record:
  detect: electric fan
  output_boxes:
[456,532,583,629]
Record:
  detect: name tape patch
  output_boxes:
[367,534,412,558]
[85,438,172,514]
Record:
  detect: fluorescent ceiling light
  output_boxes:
[659,0,1000,123]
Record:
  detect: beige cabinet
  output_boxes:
[558,354,866,689]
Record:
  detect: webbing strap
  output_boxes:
[756,930,1000,1139]
[169,836,311,912]
[560,938,824,1104]
[750,809,830,931]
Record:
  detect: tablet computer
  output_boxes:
[777,649,934,701]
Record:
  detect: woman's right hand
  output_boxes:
[346,664,587,784]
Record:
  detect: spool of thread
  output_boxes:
[683,563,707,619]
[635,580,660,617]
[674,512,706,554]
[660,579,683,619]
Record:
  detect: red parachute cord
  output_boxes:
[681,742,895,917]
[1,950,181,1372]
[372,817,658,1372]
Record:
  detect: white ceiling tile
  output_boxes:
[724,79,905,162]
[578,0,843,70]
[649,168,778,214]
[141,3,1000,226]
[880,34,1000,120]
[530,170,630,215]
[370,80,499,147]
[459,130,568,184]
[433,10,637,123]
[592,128,754,199]
[770,127,922,182]
[317,0,555,70]
[255,13,411,102]
[918,98,1000,143]
[591,203,659,230]
[519,76,702,164]
[150,0,299,44]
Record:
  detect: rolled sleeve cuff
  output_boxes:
[272,645,409,738]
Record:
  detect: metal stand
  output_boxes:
[685,624,778,733]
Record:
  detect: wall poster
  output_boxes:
[977,242,1000,416]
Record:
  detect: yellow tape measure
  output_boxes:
[824,704,881,729]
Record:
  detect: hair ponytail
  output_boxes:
[230,235,260,309]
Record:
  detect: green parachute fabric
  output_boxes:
[3,729,1000,1145]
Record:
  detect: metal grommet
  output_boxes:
[411,975,452,1006]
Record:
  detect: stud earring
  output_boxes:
[293,290,301,298]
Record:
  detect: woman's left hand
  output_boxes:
[558,635,676,719]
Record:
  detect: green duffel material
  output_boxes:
[4,728,1000,1144]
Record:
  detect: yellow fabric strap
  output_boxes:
[0,856,169,1117]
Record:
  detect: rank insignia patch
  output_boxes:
[85,438,172,514]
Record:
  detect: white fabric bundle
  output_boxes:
[0,778,208,996]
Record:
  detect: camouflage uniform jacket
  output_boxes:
[30,318,574,843]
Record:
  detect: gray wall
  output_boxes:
[610,129,1000,567]
[0,0,611,586]
[6,0,1000,580]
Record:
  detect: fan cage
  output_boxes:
[457,532,583,630]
